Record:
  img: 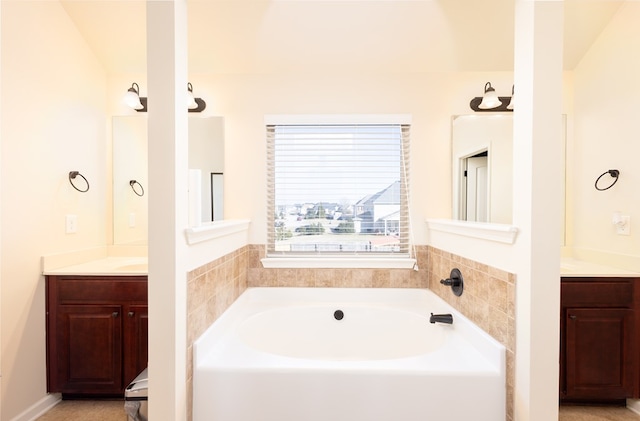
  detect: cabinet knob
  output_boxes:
[128,311,135,318]
[112,311,119,318]
[569,314,577,320]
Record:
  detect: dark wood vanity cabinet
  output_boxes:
[46,275,148,396]
[560,277,638,403]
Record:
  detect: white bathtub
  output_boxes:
[193,288,506,421]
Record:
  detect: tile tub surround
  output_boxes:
[186,246,249,421]
[427,246,516,421]
[246,244,430,288]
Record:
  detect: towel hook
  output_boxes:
[129,180,145,197]
[595,169,619,191]
[69,171,89,193]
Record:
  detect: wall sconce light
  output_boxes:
[479,82,500,109]
[187,82,198,109]
[469,82,513,112]
[187,83,207,112]
[124,83,147,111]
[124,82,206,113]
[506,85,514,110]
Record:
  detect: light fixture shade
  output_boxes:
[506,85,514,110]
[478,82,501,109]
[187,82,198,109]
[123,82,203,113]
[124,83,144,110]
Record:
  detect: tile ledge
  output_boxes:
[426,218,518,244]
[185,219,250,245]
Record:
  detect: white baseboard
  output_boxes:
[9,393,60,421]
[627,399,640,416]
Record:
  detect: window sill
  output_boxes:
[425,218,519,244]
[261,257,417,269]
[184,219,250,245]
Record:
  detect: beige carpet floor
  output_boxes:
[35,400,640,421]
[559,406,640,421]
[36,400,126,421]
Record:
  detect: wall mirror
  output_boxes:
[452,114,514,224]
[451,114,566,230]
[112,116,225,245]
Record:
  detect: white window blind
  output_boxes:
[266,123,411,258]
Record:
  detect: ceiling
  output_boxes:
[59,0,624,75]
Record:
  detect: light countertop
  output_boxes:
[561,258,639,277]
[43,256,148,276]
[42,256,635,277]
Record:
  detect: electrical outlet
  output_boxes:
[65,214,78,234]
[616,215,630,235]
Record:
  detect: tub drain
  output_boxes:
[334,310,344,320]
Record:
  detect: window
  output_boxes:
[266,118,411,261]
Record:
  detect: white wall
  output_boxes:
[569,1,640,271]
[185,72,516,246]
[0,2,108,419]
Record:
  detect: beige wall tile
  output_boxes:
[186,246,249,420]
[426,246,515,421]
[351,269,374,287]
[315,268,335,287]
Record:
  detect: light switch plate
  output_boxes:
[65,214,77,234]
[616,215,630,235]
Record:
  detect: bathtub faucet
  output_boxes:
[430,313,453,324]
[440,268,464,297]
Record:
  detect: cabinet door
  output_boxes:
[565,308,634,400]
[52,304,123,394]
[124,304,148,385]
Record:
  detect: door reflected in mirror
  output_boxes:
[461,150,489,222]
[112,116,224,245]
